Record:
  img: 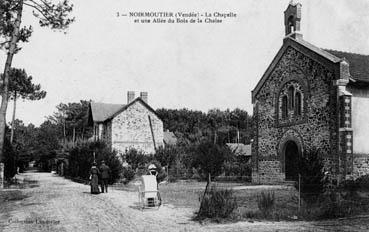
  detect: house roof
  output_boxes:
[252,36,369,101]
[90,102,124,122]
[226,143,251,156]
[89,98,161,123]
[163,130,177,145]
[324,49,369,83]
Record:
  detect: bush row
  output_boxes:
[66,141,122,184]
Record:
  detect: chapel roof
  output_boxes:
[294,39,342,63]
[324,49,369,83]
[293,38,369,83]
[291,38,369,83]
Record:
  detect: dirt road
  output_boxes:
[0,172,368,232]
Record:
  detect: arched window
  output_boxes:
[288,86,295,109]
[295,92,302,116]
[282,95,288,119]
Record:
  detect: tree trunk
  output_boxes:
[198,173,211,215]
[63,119,66,144]
[72,127,75,144]
[0,1,23,188]
[81,127,85,140]
[10,92,17,144]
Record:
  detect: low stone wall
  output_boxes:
[252,160,285,184]
[350,154,369,179]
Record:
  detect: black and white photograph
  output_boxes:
[1,0,369,231]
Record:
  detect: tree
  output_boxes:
[194,141,226,180]
[0,0,74,185]
[156,108,252,145]
[47,100,92,143]
[33,119,61,171]
[11,119,37,170]
[7,68,46,143]
[154,145,177,168]
[194,141,227,214]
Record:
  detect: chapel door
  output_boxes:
[285,141,299,181]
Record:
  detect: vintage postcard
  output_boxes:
[1,0,369,231]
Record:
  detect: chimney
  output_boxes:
[140,92,148,103]
[284,1,303,40]
[127,91,135,104]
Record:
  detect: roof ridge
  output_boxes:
[91,101,123,104]
[91,102,125,105]
[324,48,369,57]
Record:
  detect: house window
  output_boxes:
[295,92,302,116]
[94,125,98,137]
[282,95,288,119]
[288,86,295,109]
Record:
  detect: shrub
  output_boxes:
[122,167,135,184]
[197,185,238,220]
[318,192,363,219]
[320,176,369,219]
[123,148,151,170]
[223,161,251,177]
[297,149,325,203]
[339,174,369,194]
[339,178,359,197]
[257,191,275,217]
[355,174,369,191]
[67,141,122,184]
[4,138,17,180]
[168,157,192,181]
[154,145,177,168]
[193,141,226,180]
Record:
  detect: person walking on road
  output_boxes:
[90,162,100,194]
[99,160,111,193]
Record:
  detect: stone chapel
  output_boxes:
[251,2,369,184]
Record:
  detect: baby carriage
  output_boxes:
[138,175,161,209]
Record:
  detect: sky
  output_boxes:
[1,0,369,126]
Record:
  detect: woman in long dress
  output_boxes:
[90,162,100,194]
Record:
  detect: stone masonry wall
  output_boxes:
[102,121,112,150]
[348,154,369,179]
[111,101,164,155]
[252,46,338,184]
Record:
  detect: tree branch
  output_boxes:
[23,2,54,24]
[38,0,53,10]
[0,41,11,47]
[28,0,48,11]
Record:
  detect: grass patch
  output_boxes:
[196,185,238,221]
[257,191,275,217]
[118,178,369,221]
[0,190,28,202]
[159,181,244,208]
[4,177,39,189]
[0,190,29,219]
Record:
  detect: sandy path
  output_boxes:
[1,172,369,232]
